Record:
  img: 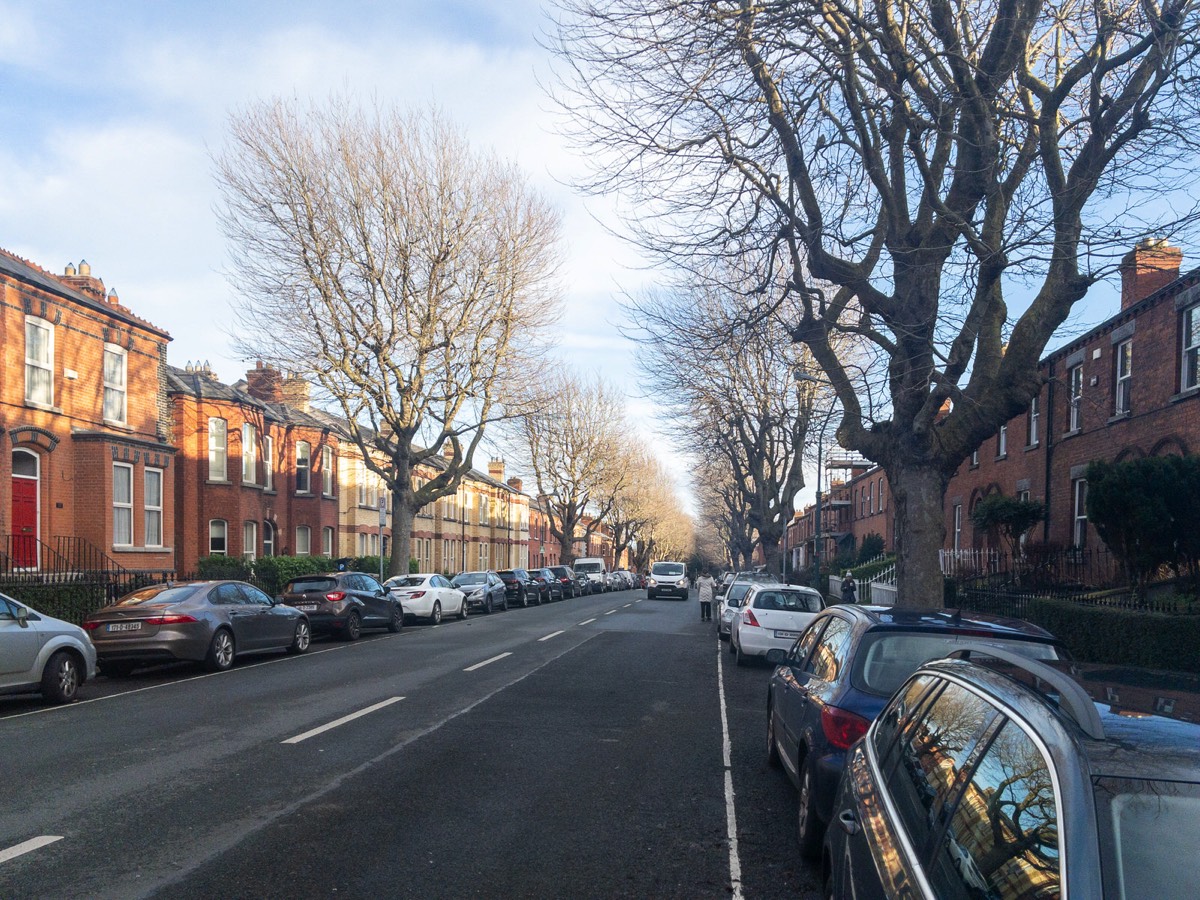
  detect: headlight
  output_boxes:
[469,589,483,599]
[677,579,687,587]
[648,578,658,586]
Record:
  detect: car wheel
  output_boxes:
[41,650,81,704]
[729,633,737,654]
[288,619,312,654]
[205,629,236,672]
[767,707,781,768]
[343,610,362,641]
[796,758,824,860]
[387,604,404,633]
[430,601,442,625]
[501,595,509,611]
[736,641,749,667]
[518,588,528,608]
[458,599,469,620]
[485,597,493,615]
[99,661,135,677]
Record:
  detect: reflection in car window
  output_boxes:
[209,583,244,605]
[360,575,383,593]
[931,719,1059,898]
[0,596,13,620]
[789,619,826,665]
[872,674,938,770]
[240,584,273,606]
[388,576,425,589]
[1094,777,1200,900]
[776,590,822,612]
[117,585,196,606]
[804,616,853,682]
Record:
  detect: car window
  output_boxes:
[871,674,939,773]
[0,596,14,620]
[652,563,684,576]
[286,578,337,593]
[727,583,753,603]
[388,576,425,589]
[359,575,383,593]
[788,619,826,665]
[754,591,782,610]
[239,584,274,606]
[1094,777,1200,900]
[209,583,245,605]
[778,590,822,612]
[928,718,1060,899]
[455,573,485,585]
[883,680,1001,866]
[803,616,853,682]
[116,585,196,606]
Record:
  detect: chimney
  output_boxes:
[507,476,523,492]
[442,442,456,461]
[1120,238,1183,309]
[245,361,284,403]
[488,458,505,482]
[61,258,107,300]
[281,374,310,412]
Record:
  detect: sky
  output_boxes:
[0,0,672,488]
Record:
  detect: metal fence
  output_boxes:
[943,545,1125,595]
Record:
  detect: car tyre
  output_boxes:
[485,597,493,615]
[736,641,749,667]
[205,629,236,672]
[796,758,824,860]
[729,633,737,654]
[41,650,81,704]
[430,601,442,625]
[458,599,469,620]
[501,595,509,611]
[518,588,528,608]
[767,708,781,768]
[288,619,312,654]
[387,604,404,633]
[342,610,362,641]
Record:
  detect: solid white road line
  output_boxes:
[716,638,744,900]
[538,630,566,642]
[463,652,513,672]
[0,836,63,865]
[282,697,404,745]
[578,618,597,625]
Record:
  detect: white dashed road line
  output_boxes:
[578,618,597,625]
[463,652,513,672]
[623,603,632,608]
[0,836,63,865]
[604,609,617,616]
[538,630,566,642]
[282,697,405,745]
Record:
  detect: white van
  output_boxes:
[647,561,690,600]
[573,557,609,592]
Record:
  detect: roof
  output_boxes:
[166,365,334,431]
[0,247,171,339]
[840,604,1058,641]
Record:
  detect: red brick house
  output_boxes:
[0,251,175,574]
[168,362,340,572]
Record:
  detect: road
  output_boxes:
[0,589,822,899]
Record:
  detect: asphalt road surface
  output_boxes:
[1,589,822,899]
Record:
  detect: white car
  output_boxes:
[730,584,825,666]
[0,593,97,704]
[384,574,467,625]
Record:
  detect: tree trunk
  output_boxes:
[388,501,416,578]
[889,464,950,609]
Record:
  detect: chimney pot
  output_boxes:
[64,262,76,276]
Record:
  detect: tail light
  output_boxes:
[821,706,871,750]
[81,621,102,630]
[407,591,426,598]
[325,591,347,602]
[145,614,199,625]
[742,608,761,628]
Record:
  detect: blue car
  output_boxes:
[764,605,1064,858]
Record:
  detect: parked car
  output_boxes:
[715,572,737,602]
[764,605,1065,858]
[85,580,312,674]
[729,584,824,665]
[1,593,97,704]
[573,557,609,592]
[548,565,578,599]
[279,572,402,640]
[571,569,593,596]
[497,569,539,607]
[823,652,1200,899]
[384,573,467,624]
[647,560,689,600]
[452,571,507,613]
[614,569,635,590]
[717,580,760,641]
[531,568,565,602]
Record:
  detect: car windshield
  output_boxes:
[726,583,754,603]
[652,563,684,576]
[285,578,337,593]
[115,585,197,606]
[1095,777,1200,900]
[497,571,516,578]
[754,589,822,612]
[454,573,485,586]
[575,562,602,573]
[852,632,1063,698]
[386,577,425,589]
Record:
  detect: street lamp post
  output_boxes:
[812,429,823,592]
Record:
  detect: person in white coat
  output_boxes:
[696,571,716,622]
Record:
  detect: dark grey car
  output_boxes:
[279,572,402,640]
[452,571,507,613]
[84,580,310,675]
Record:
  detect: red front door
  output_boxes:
[11,477,38,568]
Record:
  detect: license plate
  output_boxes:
[774,630,800,639]
[108,622,142,632]
[297,604,318,611]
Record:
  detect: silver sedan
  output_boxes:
[1,593,97,704]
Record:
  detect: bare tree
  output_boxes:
[215,99,562,575]
[553,0,1200,606]
[603,439,659,566]
[519,370,626,564]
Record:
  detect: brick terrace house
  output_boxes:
[0,251,175,575]
[528,500,560,570]
[168,362,340,572]
[788,239,1200,569]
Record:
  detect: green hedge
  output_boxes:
[251,556,335,595]
[1027,596,1200,673]
[1,581,110,626]
[197,555,253,580]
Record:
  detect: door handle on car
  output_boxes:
[837,809,860,836]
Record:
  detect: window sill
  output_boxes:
[1106,411,1132,425]
[103,419,133,432]
[1171,386,1200,403]
[994,453,1007,462]
[1025,443,1040,452]
[111,546,173,554]
[25,400,62,414]
[207,479,232,486]
[295,491,313,497]
[1061,428,1081,439]
[322,493,336,500]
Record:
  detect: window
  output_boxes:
[358,533,368,556]
[1183,305,1200,390]
[1069,364,1083,431]
[971,448,979,467]
[210,519,228,555]
[242,423,257,484]
[295,525,311,555]
[357,460,368,506]
[1028,395,1040,446]
[102,344,127,424]
[878,477,885,511]
[1019,489,1031,551]
[322,526,334,556]
[24,317,53,406]
[296,441,311,493]
[322,445,334,495]
[243,521,257,560]
[113,463,133,546]
[144,468,163,547]
[208,418,228,481]
[262,521,275,557]
[263,435,274,490]
[868,482,875,515]
[953,504,963,551]
[478,493,487,525]
[997,424,1008,458]
[803,616,853,683]
[1073,478,1088,549]
[1115,339,1132,415]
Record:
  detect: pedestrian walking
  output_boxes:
[696,571,716,622]
[841,573,857,604]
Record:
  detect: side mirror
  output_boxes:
[15,605,29,628]
[765,648,787,666]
